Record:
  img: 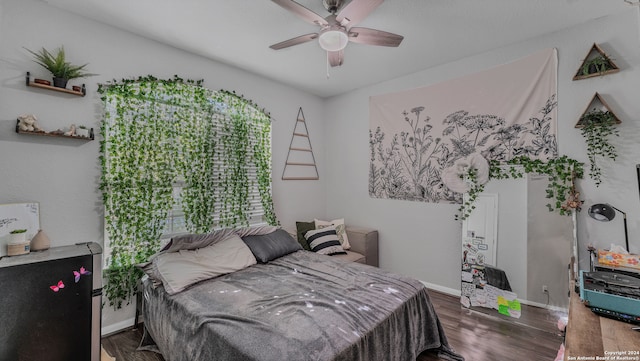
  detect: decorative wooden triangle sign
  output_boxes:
[282,108,319,180]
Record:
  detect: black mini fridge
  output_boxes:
[0,242,102,361]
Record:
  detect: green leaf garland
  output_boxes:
[457,155,584,220]
[98,76,277,308]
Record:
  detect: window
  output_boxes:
[99,78,277,308]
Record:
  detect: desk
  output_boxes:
[564,283,640,360]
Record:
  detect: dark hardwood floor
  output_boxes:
[417,290,565,360]
[102,289,564,361]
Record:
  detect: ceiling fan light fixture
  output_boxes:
[318,28,349,51]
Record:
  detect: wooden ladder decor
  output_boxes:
[282,108,319,180]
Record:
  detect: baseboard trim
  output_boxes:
[101,318,135,337]
[419,280,567,312]
[519,298,568,312]
[420,281,461,297]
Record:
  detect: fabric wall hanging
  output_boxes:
[369,48,558,204]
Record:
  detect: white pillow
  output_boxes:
[314,218,350,250]
[153,234,257,295]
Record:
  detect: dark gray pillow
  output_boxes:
[241,229,303,263]
[296,221,315,250]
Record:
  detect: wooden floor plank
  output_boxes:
[102,289,564,361]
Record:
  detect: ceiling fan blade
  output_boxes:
[328,50,344,67]
[271,0,329,26]
[348,27,403,47]
[336,0,383,27]
[270,33,318,50]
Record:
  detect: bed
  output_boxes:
[138,227,463,361]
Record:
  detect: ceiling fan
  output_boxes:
[269,0,404,67]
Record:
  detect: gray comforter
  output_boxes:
[140,250,463,361]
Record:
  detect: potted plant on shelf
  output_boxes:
[579,108,619,186]
[581,55,614,76]
[25,46,96,89]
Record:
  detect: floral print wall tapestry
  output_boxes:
[369,48,558,204]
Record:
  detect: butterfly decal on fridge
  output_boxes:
[48,266,92,292]
[50,280,65,292]
[73,266,92,283]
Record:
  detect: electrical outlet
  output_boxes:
[542,285,548,293]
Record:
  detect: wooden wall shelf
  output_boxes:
[573,43,620,81]
[25,72,86,96]
[575,93,622,128]
[16,120,94,140]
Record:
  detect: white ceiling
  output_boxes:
[42,0,632,98]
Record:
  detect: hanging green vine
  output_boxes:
[99,80,178,308]
[579,109,619,186]
[175,87,218,233]
[458,155,584,220]
[98,76,278,308]
[456,168,483,221]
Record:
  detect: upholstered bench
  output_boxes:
[289,225,379,267]
[331,226,379,267]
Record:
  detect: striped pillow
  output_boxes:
[304,226,347,256]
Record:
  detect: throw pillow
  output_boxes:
[151,234,257,295]
[161,225,278,254]
[304,226,347,256]
[314,218,350,250]
[242,229,303,263]
[295,221,316,250]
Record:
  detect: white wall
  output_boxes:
[325,10,640,293]
[0,0,326,332]
[527,175,573,308]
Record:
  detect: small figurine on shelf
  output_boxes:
[64,124,76,137]
[17,114,44,132]
[76,125,89,138]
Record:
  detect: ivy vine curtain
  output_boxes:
[99,77,277,307]
[369,48,558,204]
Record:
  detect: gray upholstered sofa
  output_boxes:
[332,226,379,267]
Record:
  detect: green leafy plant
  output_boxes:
[458,156,584,220]
[455,168,482,221]
[10,229,27,234]
[581,55,614,76]
[98,76,277,309]
[579,109,619,186]
[25,46,96,80]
